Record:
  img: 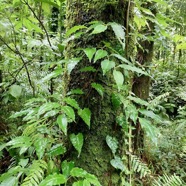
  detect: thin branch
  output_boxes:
[22,0,54,51]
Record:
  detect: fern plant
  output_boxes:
[152,174,184,186]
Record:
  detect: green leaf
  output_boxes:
[139,109,162,123]
[119,64,148,75]
[109,23,125,41]
[91,83,104,97]
[176,42,186,50]
[113,70,124,91]
[101,60,115,75]
[57,114,68,135]
[34,135,48,159]
[111,93,121,110]
[70,133,84,157]
[38,102,61,116]
[69,89,84,95]
[78,108,91,128]
[61,160,75,178]
[41,67,62,82]
[67,58,81,74]
[139,118,158,145]
[106,135,119,155]
[93,49,108,63]
[83,48,96,62]
[39,173,66,186]
[70,167,87,178]
[0,176,18,186]
[80,66,97,72]
[62,106,75,121]
[64,97,80,109]
[128,96,149,106]
[9,85,22,98]
[65,25,87,37]
[110,156,125,171]
[48,144,66,157]
[111,54,132,65]
[72,180,84,186]
[91,24,107,34]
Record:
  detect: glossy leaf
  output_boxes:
[91,83,104,97]
[70,133,84,157]
[78,108,91,128]
[64,97,80,109]
[70,167,87,178]
[61,160,75,178]
[62,106,75,121]
[110,156,125,171]
[57,114,68,135]
[48,144,66,157]
[91,24,107,34]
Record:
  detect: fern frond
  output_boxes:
[152,174,183,186]
[131,155,151,178]
[21,160,47,186]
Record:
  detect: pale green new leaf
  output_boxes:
[70,167,87,178]
[9,85,22,98]
[93,49,108,63]
[83,48,96,62]
[78,108,91,128]
[39,174,66,186]
[91,83,104,97]
[101,60,115,75]
[109,22,125,40]
[67,58,81,74]
[106,135,119,155]
[57,114,68,135]
[113,70,124,91]
[70,133,84,157]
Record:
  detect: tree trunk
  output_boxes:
[64,1,133,185]
[132,3,156,155]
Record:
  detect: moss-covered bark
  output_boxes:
[64,1,133,185]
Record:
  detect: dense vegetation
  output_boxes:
[0,0,186,185]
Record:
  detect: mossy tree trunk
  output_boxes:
[132,3,156,156]
[64,1,133,185]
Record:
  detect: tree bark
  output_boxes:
[64,1,133,185]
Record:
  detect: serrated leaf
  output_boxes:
[91,83,104,97]
[64,97,80,109]
[70,167,87,178]
[39,173,66,186]
[93,49,108,63]
[34,135,48,159]
[61,160,75,178]
[70,133,84,157]
[65,25,87,37]
[62,106,75,121]
[91,24,107,34]
[9,85,22,98]
[83,48,96,62]
[78,108,91,128]
[110,156,125,171]
[101,60,115,75]
[113,70,124,91]
[57,114,68,135]
[119,64,148,75]
[106,135,119,155]
[48,144,66,157]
